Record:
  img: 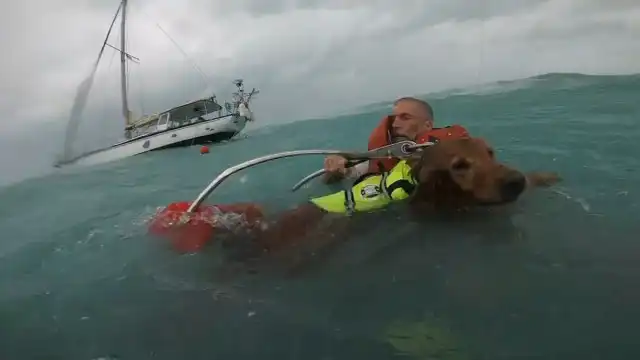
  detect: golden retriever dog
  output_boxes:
[149,137,560,274]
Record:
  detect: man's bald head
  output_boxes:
[390,97,435,141]
[393,97,434,120]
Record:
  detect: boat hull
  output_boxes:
[56,114,248,168]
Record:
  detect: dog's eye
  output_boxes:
[451,158,471,171]
[487,148,495,158]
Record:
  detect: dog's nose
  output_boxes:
[500,172,526,201]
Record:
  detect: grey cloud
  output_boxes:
[526,18,639,43]
[197,0,547,21]
[2,0,640,146]
[0,0,639,186]
[583,0,640,11]
[1,0,125,133]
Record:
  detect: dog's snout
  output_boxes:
[500,172,526,201]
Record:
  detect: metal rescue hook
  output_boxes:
[290,140,434,192]
[185,140,433,213]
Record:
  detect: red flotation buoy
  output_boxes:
[148,201,264,253]
[200,145,209,154]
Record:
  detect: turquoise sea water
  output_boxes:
[1,73,639,359]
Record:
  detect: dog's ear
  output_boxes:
[408,155,463,207]
[406,145,445,182]
[406,142,473,206]
[406,149,430,182]
[405,151,425,173]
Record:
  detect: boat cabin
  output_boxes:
[126,97,224,139]
[162,97,223,128]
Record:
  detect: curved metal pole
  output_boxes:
[290,141,435,192]
[186,149,354,213]
[290,168,327,192]
[186,141,434,213]
[290,159,368,192]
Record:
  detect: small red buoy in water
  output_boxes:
[200,145,209,154]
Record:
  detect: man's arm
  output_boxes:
[322,160,370,183]
[322,172,344,184]
[347,161,369,179]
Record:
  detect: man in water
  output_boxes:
[322,97,469,183]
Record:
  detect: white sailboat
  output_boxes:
[55,0,259,168]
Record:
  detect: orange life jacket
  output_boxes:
[366,115,470,173]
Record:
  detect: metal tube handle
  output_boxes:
[187,149,360,213]
[290,140,435,192]
[186,141,433,213]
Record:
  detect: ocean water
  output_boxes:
[1,72,639,360]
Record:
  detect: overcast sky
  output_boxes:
[0,0,639,185]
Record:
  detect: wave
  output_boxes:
[347,72,640,115]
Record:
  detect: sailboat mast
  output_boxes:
[120,0,130,127]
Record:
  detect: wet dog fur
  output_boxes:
[217,137,561,270]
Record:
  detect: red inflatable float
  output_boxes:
[148,201,264,253]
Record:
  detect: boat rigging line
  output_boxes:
[129,2,214,92]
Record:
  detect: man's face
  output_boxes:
[390,101,433,140]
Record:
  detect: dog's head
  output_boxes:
[407,137,527,207]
